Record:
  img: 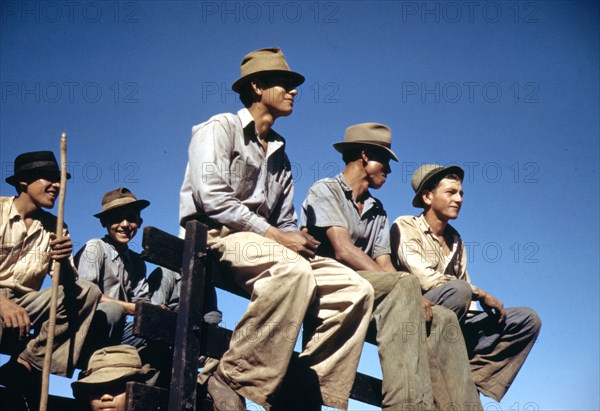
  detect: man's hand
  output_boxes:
[49,233,73,261]
[421,296,434,323]
[0,295,32,339]
[266,228,320,258]
[478,289,506,323]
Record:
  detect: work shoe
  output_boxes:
[206,370,246,411]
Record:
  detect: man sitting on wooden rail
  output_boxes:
[301,123,482,410]
[0,151,101,408]
[179,47,374,411]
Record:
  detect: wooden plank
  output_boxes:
[133,302,177,345]
[350,372,383,406]
[142,226,184,273]
[126,382,168,411]
[168,221,206,411]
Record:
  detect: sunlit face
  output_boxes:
[259,77,298,118]
[423,178,463,221]
[85,381,128,411]
[364,150,392,189]
[21,176,61,209]
[103,209,142,247]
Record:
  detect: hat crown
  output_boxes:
[6,150,69,186]
[344,123,392,147]
[411,164,444,192]
[87,345,142,372]
[94,187,150,218]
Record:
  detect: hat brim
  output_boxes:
[93,199,150,219]
[231,70,305,93]
[412,166,464,208]
[333,141,399,162]
[5,169,71,187]
[71,365,156,394]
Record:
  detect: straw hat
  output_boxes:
[231,47,305,93]
[333,123,398,161]
[411,164,464,207]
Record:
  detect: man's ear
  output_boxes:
[250,79,263,98]
[422,190,433,206]
[360,150,369,164]
[17,181,28,194]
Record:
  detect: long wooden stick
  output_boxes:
[39,131,68,411]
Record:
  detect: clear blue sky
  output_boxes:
[1,1,598,409]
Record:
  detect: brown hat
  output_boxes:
[411,164,464,208]
[93,187,150,219]
[5,151,71,186]
[71,345,156,396]
[333,123,398,162]
[231,47,305,93]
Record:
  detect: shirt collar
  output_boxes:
[237,108,285,155]
[417,214,460,244]
[335,173,377,214]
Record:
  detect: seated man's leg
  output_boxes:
[16,279,100,377]
[465,307,541,401]
[424,280,473,324]
[294,258,373,411]
[427,305,482,411]
[211,231,317,409]
[358,271,435,410]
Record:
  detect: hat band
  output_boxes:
[345,139,391,148]
[101,197,137,212]
[81,363,142,378]
[15,161,59,173]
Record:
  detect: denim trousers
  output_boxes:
[209,230,374,410]
[1,279,101,377]
[358,272,482,411]
[425,280,541,401]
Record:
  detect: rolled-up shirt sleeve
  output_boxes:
[184,117,271,235]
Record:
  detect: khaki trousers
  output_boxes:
[1,279,101,377]
[209,230,374,410]
[358,272,482,411]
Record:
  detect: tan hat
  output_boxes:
[93,187,150,219]
[231,47,305,93]
[333,123,398,162]
[71,345,156,395]
[411,164,464,208]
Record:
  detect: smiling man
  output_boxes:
[391,164,541,402]
[179,48,373,411]
[76,188,151,352]
[0,150,101,408]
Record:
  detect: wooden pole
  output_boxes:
[39,131,68,411]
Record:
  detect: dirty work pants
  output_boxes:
[358,272,482,411]
[424,280,541,401]
[0,279,101,377]
[210,231,374,410]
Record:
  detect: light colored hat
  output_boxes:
[71,345,156,395]
[231,47,305,93]
[93,187,150,219]
[411,164,465,208]
[333,123,398,162]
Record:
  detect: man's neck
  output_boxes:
[13,194,40,219]
[423,210,448,237]
[248,104,275,139]
[343,162,370,203]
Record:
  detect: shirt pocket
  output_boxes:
[231,158,261,200]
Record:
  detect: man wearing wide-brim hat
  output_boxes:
[391,164,541,402]
[179,47,374,411]
[71,344,157,410]
[76,188,152,355]
[0,150,101,408]
[301,124,482,410]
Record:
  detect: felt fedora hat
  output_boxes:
[411,164,464,208]
[333,123,398,162]
[231,47,305,93]
[93,187,150,219]
[5,151,71,186]
[71,345,156,396]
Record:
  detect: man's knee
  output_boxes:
[510,307,542,336]
[97,301,126,326]
[446,280,473,304]
[354,276,375,307]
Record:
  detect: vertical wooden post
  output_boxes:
[168,221,207,411]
